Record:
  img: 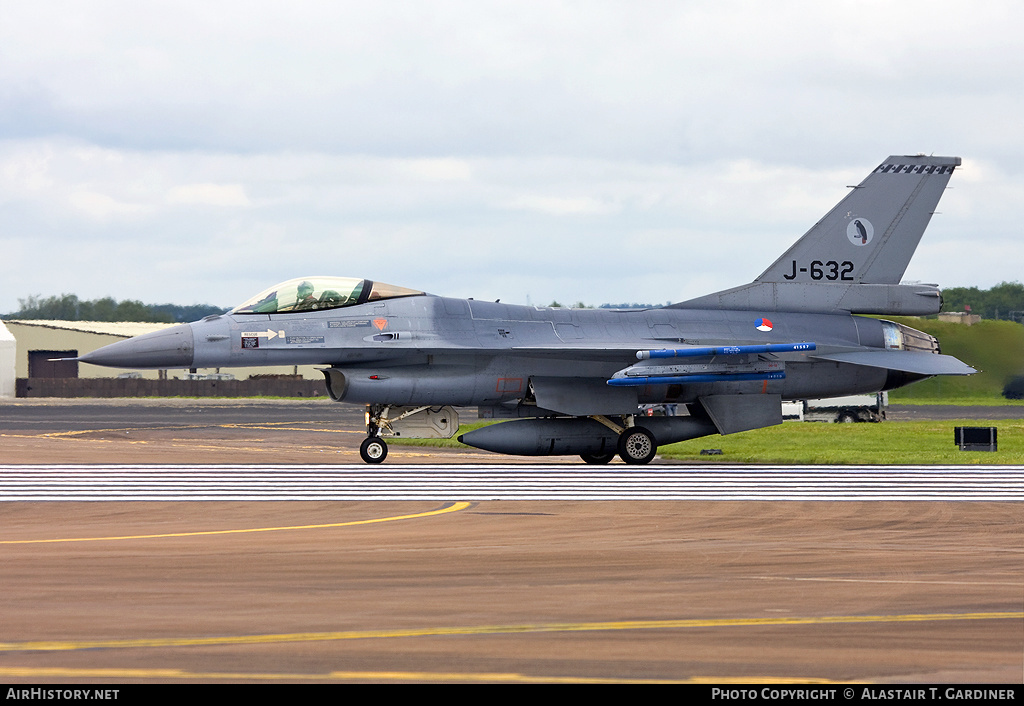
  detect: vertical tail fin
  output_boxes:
[757,155,959,285]
[671,155,960,315]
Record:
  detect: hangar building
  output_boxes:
[1,320,323,398]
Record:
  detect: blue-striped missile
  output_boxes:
[608,370,786,387]
[636,342,815,360]
[607,342,814,387]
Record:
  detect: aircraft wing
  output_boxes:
[811,350,976,376]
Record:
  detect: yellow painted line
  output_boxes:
[1,433,119,440]
[751,575,1023,587]
[1,612,1018,653]
[2,422,359,438]
[222,424,362,434]
[0,501,471,545]
[14,425,217,438]
[0,666,839,683]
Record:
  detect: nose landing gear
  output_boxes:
[360,404,389,464]
[359,436,388,464]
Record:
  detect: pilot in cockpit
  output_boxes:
[293,280,318,311]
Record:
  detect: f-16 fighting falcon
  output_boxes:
[80,155,976,464]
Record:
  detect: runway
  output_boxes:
[2,464,1023,501]
[1,400,1022,683]
[1,497,1021,684]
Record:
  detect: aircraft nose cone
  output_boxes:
[80,323,195,369]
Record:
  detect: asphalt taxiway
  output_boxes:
[0,399,1021,683]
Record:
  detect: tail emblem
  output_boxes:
[755,318,773,332]
[847,218,874,246]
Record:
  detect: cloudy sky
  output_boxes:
[2,1,1021,313]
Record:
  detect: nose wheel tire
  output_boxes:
[617,427,657,465]
[359,437,388,464]
[580,451,615,464]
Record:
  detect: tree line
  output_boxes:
[4,283,1022,323]
[940,281,1024,322]
[3,294,226,323]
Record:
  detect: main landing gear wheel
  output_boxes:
[580,451,615,464]
[617,427,657,465]
[359,437,388,464]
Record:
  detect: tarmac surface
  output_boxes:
[0,399,1022,684]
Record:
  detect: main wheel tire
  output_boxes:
[580,451,615,464]
[837,412,858,423]
[617,427,657,465]
[359,437,388,464]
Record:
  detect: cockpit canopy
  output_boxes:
[230,277,426,315]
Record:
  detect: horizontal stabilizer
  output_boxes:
[812,350,976,376]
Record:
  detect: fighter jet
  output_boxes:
[80,155,975,464]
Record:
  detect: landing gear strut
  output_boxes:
[359,403,460,464]
[589,414,659,465]
[361,404,389,464]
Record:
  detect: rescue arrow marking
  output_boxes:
[241,330,286,340]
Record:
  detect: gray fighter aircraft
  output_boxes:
[80,154,976,464]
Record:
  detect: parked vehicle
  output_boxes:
[784,393,887,423]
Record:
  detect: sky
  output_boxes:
[2,0,1022,314]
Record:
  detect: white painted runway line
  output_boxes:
[1,464,1021,501]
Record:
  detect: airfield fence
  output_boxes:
[15,377,326,399]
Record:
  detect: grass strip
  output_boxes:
[391,419,1024,465]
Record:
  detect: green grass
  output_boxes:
[393,418,1024,464]
[658,419,1024,465]
[885,317,1024,402]
[888,396,1024,407]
